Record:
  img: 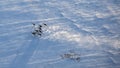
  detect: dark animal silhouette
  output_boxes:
[39,25,42,27]
[32,32,35,35]
[38,33,41,36]
[32,23,35,26]
[39,30,42,32]
[43,23,47,26]
[35,30,39,32]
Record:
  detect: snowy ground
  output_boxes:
[0,0,120,68]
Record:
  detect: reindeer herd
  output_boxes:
[32,23,47,36]
[31,23,80,62]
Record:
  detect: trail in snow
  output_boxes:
[0,0,120,68]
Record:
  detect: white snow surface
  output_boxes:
[0,0,120,68]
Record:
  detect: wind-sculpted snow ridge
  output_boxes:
[0,0,120,68]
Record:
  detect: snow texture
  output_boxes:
[0,0,120,68]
